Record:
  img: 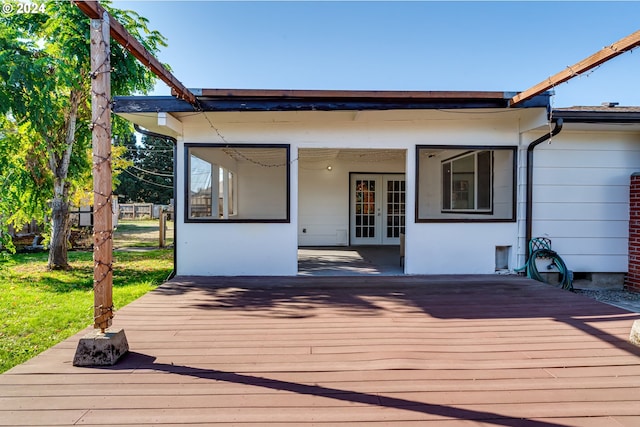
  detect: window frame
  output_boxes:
[415,145,517,223]
[184,143,291,223]
[441,150,493,214]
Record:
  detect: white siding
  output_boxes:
[530,130,640,273]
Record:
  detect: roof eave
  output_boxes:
[553,110,640,124]
[113,90,550,114]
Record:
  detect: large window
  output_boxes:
[416,146,516,222]
[186,144,290,222]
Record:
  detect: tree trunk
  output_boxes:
[48,180,71,270]
[46,89,81,270]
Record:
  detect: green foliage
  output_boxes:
[0,116,50,251]
[116,133,175,204]
[0,1,167,261]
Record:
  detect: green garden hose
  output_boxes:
[525,248,573,290]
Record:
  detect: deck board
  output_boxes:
[1,275,640,426]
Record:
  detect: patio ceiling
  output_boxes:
[299,148,406,165]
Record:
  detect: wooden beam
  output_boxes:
[90,13,113,332]
[74,0,198,106]
[511,29,640,107]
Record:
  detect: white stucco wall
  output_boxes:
[172,109,543,276]
[404,222,519,274]
[405,113,525,274]
[175,144,298,276]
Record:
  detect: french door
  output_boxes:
[350,174,405,245]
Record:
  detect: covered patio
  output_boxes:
[2,275,640,426]
[298,246,403,276]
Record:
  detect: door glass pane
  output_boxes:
[442,162,452,210]
[355,179,376,239]
[386,179,406,238]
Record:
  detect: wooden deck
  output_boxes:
[2,275,640,426]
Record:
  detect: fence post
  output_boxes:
[159,210,166,248]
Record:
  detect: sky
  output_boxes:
[112,1,640,107]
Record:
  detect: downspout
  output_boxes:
[525,118,563,260]
[133,124,178,280]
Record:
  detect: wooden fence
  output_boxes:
[118,203,153,220]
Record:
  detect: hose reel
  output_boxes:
[521,238,573,290]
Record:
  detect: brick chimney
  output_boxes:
[625,172,640,292]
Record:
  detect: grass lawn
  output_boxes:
[114,219,174,248]
[0,221,174,373]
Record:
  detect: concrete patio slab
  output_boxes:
[298,246,403,276]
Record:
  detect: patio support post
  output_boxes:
[90,13,114,332]
[74,12,129,366]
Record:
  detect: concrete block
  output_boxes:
[630,320,640,347]
[574,273,625,290]
[73,328,129,366]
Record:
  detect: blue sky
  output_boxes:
[113,1,640,107]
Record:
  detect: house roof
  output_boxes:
[113,89,551,113]
[553,105,640,123]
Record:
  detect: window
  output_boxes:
[189,155,236,219]
[186,144,290,222]
[441,151,492,213]
[416,146,516,222]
